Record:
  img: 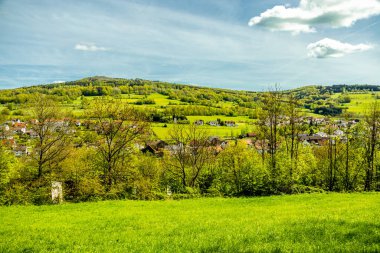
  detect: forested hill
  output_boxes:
[1,76,380,117]
[39,76,380,94]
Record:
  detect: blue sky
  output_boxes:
[1,0,380,90]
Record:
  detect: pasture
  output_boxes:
[332,92,380,114]
[152,122,251,139]
[1,193,379,252]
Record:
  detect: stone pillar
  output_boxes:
[51,181,63,204]
[166,185,172,196]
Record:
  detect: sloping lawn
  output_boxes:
[1,193,380,252]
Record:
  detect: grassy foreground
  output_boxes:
[1,193,380,252]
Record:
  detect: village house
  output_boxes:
[299,135,329,146]
[208,121,219,126]
[309,117,327,126]
[13,145,30,157]
[348,119,359,127]
[11,119,22,125]
[141,140,168,156]
[164,142,186,155]
[0,124,11,139]
[220,140,228,149]
[246,132,257,138]
[208,136,221,146]
[12,122,27,134]
[2,138,16,149]
[52,119,69,128]
[194,120,204,126]
[224,121,236,127]
[1,124,10,131]
[26,130,39,138]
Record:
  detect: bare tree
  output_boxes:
[30,95,71,178]
[283,93,303,186]
[258,87,283,187]
[90,99,148,190]
[364,102,380,191]
[165,123,212,188]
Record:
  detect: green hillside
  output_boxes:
[1,193,379,252]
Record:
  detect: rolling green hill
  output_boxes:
[1,193,379,252]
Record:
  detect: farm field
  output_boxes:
[1,193,380,252]
[332,92,380,114]
[152,122,251,139]
[6,92,252,138]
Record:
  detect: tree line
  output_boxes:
[0,91,380,205]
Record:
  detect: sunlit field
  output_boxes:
[332,92,380,114]
[1,193,379,252]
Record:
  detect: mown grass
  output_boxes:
[1,193,380,252]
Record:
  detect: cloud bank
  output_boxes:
[249,0,380,34]
[307,38,373,58]
[74,43,108,51]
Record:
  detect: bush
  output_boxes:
[135,99,155,105]
[291,185,325,194]
[1,108,10,115]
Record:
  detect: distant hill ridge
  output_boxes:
[35,76,380,94]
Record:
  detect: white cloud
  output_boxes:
[74,43,108,51]
[52,80,65,83]
[249,0,380,34]
[307,38,373,58]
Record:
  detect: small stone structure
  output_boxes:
[51,181,63,204]
[166,185,172,196]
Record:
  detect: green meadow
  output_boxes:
[152,122,251,139]
[1,193,380,252]
[345,93,379,114]
[332,92,380,114]
[152,115,254,139]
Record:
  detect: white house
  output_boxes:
[208,121,219,126]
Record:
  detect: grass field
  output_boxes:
[151,122,251,139]
[153,114,255,139]
[1,193,380,252]
[332,92,380,114]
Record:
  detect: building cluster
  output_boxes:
[0,118,72,157]
[140,136,230,157]
[0,119,34,156]
[194,119,236,127]
[0,116,361,158]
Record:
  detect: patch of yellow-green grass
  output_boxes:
[215,100,236,108]
[119,93,183,107]
[186,115,254,123]
[146,93,172,106]
[1,193,380,252]
[344,93,379,114]
[152,123,251,140]
[331,92,380,115]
